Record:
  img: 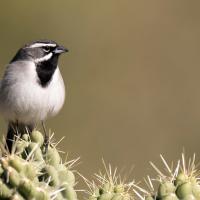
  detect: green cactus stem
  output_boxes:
[134,154,200,200]
[0,130,78,200]
[83,160,135,200]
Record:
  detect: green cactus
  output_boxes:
[134,154,200,200]
[84,161,135,200]
[2,128,200,200]
[0,130,78,200]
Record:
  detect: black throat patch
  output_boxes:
[36,55,58,87]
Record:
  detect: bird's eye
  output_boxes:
[43,46,51,52]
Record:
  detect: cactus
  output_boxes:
[0,130,78,200]
[134,154,200,200]
[83,161,135,200]
[1,128,200,200]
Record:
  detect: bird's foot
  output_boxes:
[42,121,49,153]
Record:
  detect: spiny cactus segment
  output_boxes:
[83,160,135,200]
[1,128,200,200]
[134,154,200,200]
[0,130,78,200]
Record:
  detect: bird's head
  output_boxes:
[10,40,68,87]
[11,39,68,64]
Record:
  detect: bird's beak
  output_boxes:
[53,46,69,54]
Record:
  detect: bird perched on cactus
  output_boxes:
[0,40,68,151]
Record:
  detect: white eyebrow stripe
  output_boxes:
[29,43,57,48]
[35,52,53,63]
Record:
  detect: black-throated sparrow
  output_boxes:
[0,40,68,151]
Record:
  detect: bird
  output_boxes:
[0,39,68,152]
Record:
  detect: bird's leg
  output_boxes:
[16,120,19,137]
[6,121,19,153]
[42,121,49,152]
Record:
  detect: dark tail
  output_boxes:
[6,122,34,152]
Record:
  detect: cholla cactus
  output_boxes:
[0,130,78,200]
[134,154,200,200]
[2,129,200,200]
[83,161,135,200]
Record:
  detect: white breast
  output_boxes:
[0,61,65,124]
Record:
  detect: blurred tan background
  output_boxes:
[0,0,200,186]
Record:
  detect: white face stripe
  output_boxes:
[35,52,53,63]
[28,43,57,48]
